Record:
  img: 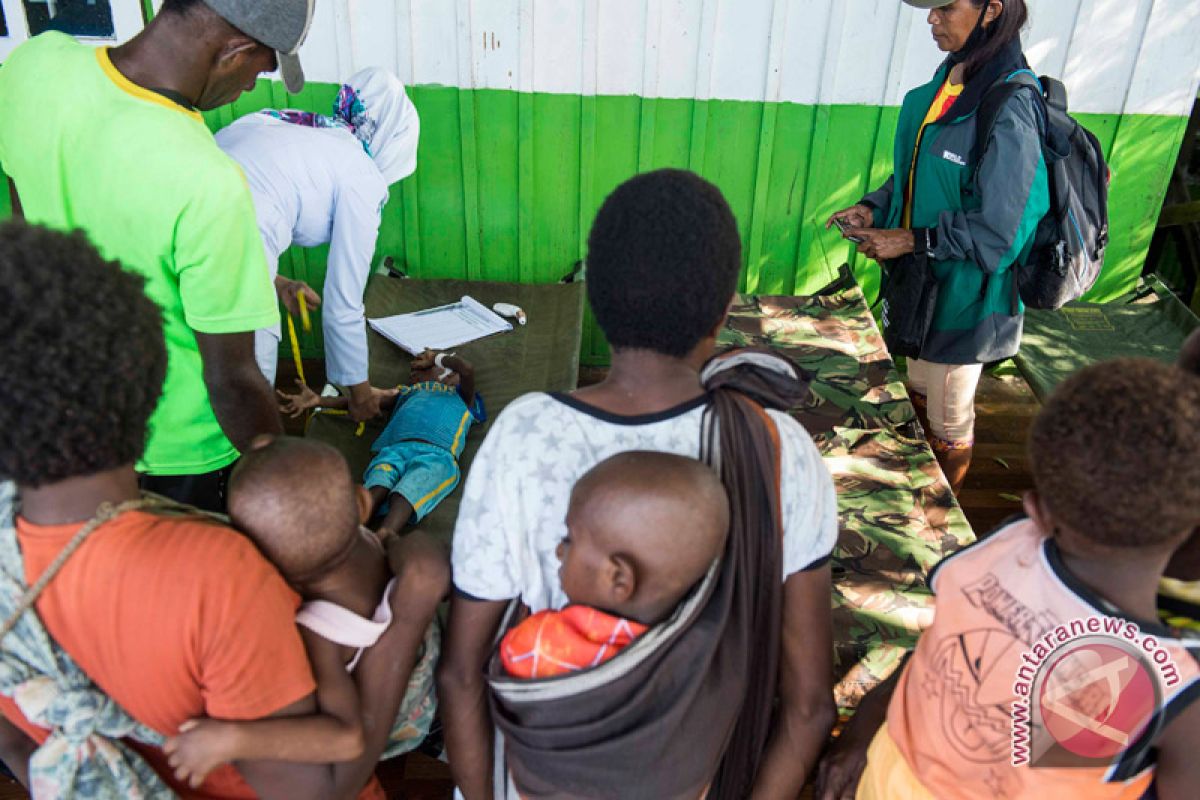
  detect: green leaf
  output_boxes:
[999,493,1022,503]
[993,457,1010,470]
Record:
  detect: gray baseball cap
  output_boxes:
[903,0,956,8]
[202,0,315,94]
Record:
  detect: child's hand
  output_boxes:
[277,378,321,419]
[411,349,438,371]
[163,719,238,790]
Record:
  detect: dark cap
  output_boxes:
[202,0,315,93]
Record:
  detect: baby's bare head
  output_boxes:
[560,451,729,624]
[229,436,361,585]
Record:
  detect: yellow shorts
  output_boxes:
[856,724,934,800]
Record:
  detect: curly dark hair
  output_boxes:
[1029,358,1200,549]
[586,169,742,358]
[0,222,166,487]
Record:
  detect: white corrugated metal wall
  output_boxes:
[275,0,1200,119]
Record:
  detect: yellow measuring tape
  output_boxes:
[288,295,365,437]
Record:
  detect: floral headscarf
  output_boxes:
[261,67,420,185]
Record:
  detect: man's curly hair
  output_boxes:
[586,169,741,358]
[1030,358,1200,549]
[0,222,166,487]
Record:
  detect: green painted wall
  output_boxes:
[0,74,1185,364]
[206,80,1179,363]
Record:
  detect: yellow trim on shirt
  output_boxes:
[448,410,472,455]
[96,48,205,124]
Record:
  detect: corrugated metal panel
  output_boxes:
[5,1,1200,363]
[279,0,1200,116]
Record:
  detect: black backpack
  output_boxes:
[972,71,1110,310]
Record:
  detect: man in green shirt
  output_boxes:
[0,0,315,510]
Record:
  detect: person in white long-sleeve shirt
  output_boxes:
[216,67,419,421]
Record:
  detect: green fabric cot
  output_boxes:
[1016,277,1200,402]
[1014,278,1200,632]
[305,275,586,545]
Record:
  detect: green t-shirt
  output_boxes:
[0,33,279,475]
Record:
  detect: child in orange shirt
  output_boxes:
[501,451,728,678]
[816,359,1200,800]
[163,437,448,788]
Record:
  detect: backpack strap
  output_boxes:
[969,70,1046,174]
[970,70,1049,317]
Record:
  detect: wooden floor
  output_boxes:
[377,752,454,799]
[0,754,455,800]
[957,371,1040,536]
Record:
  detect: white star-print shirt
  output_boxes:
[451,391,838,612]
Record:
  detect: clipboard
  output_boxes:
[367,295,513,355]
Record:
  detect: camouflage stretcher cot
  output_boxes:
[721,264,976,710]
[310,266,973,711]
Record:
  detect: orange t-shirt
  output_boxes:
[0,511,317,800]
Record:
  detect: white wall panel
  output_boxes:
[466,0,520,90]
[708,0,775,102]
[1123,0,1200,118]
[1058,0,1151,117]
[652,0,705,101]
[12,1,1199,120]
[1021,0,1080,80]
[594,0,647,96]
[531,0,585,95]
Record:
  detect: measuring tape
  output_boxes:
[289,295,365,437]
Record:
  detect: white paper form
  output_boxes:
[367,296,513,355]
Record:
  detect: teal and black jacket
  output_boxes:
[863,39,1050,365]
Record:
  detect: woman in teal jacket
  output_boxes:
[829,0,1048,494]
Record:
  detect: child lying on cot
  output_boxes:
[279,349,484,538]
[501,451,728,678]
[817,358,1200,800]
[163,437,447,788]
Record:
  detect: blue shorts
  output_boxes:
[363,441,460,522]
